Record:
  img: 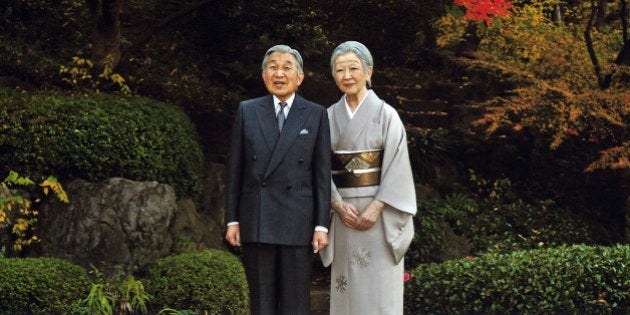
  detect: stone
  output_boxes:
[38,177,177,278]
[169,197,227,252]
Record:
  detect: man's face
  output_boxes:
[262,52,304,102]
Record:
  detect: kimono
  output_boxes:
[320,90,417,315]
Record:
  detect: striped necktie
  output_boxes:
[277,102,287,132]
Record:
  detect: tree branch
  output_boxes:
[584,0,604,88]
[621,0,628,42]
[123,0,214,57]
[602,0,630,88]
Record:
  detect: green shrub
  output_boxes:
[405,244,630,314]
[0,88,203,198]
[145,249,249,313]
[406,189,595,270]
[0,257,91,314]
[405,170,598,270]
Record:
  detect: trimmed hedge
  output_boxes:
[0,88,203,198]
[405,187,597,269]
[405,244,630,314]
[0,257,91,314]
[145,249,249,313]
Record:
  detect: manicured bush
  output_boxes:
[0,88,203,198]
[145,249,249,313]
[405,244,630,314]
[405,168,600,270]
[0,257,91,314]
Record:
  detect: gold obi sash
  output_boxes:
[332,149,383,188]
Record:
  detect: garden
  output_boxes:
[1,0,628,313]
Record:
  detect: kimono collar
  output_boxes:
[344,91,369,119]
[332,90,383,150]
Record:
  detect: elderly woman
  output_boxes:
[320,41,417,314]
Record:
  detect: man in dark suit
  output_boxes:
[225,44,331,315]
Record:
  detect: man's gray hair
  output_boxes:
[261,44,304,74]
[330,41,374,87]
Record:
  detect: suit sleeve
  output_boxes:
[225,103,245,224]
[313,106,332,229]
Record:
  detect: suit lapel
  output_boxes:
[255,95,280,151]
[264,95,310,178]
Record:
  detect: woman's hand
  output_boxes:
[355,199,384,231]
[332,201,360,229]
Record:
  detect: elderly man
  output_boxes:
[225,44,331,315]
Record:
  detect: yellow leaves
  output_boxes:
[435,14,468,48]
[59,55,131,95]
[1,171,69,252]
[12,218,28,233]
[73,56,94,68]
[40,177,69,203]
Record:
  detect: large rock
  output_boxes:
[200,162,227,223]
[39,178,177,278]
[169,197,227,252]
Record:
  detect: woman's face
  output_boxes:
[333,52,372,96]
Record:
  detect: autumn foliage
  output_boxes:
[0,171,68,251]
[440,0,629,173]
[455,0,512,24]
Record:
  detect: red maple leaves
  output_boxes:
[455,0,512,24]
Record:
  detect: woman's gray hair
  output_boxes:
[261,44,304,74]
[330,41,374,87]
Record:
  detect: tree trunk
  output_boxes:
[455,22,481,56]
[585,1,604,87]
[87,0,126,71]
[122,0,213,59]
[553,2,563,25]
[602,0,629,88]
[596,0,608,28]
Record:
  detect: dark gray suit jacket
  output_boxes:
[225,94,331,246]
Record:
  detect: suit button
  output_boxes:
[252,155,257,160]
[262,182,267,187]
[286,185,292,190]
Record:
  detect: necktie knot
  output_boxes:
[277,102,287,132]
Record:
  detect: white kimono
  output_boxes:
[321,90,417,315]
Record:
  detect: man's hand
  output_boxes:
[312,231,328,253]
[225,225,241,247]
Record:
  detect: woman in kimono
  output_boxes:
[320,41,417,314]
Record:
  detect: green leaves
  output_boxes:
[1,171,68,251]
[145,249,249,313]
[0,257,91,313]
[3,170,35,187]
[405,244,630,314]
[0,90,204,198]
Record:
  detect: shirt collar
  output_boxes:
[273,94,296,114]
